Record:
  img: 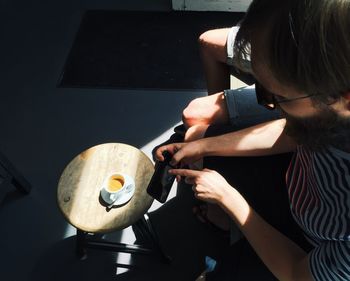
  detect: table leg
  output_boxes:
[75,224,155,258]
[76,229,88,260]
[133,214,171,263]
[74,214,171,263]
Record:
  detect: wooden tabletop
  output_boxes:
[57,143,154,233]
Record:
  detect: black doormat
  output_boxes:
[58,10,244,90]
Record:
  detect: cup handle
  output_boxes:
[110,193,119,202]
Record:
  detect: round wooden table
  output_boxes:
[57,143,155,233]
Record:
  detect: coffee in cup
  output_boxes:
[107,175,124,192]
[100,172,134,205]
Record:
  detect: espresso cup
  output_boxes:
[100,173,133,205]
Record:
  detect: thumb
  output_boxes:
[170,149,184,167]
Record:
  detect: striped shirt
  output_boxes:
[286,146,350,281]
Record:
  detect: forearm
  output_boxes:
[219,188,312,281]
[200,118,296,157]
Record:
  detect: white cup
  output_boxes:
[100,172,134,205]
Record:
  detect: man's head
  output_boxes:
[234,0,350,151]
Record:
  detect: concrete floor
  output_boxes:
[0,1,232,280]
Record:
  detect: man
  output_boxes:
[156,0,350,280]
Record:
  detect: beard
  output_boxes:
[282,106,350,152]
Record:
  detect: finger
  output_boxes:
[155,144,181,162]
[170,148,187,167]
[194,192,202,200]
[193,190,206,201]
[168,168,202,178]
[155,146,167,161]
[185,177,195,185]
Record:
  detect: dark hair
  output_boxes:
[234,0,350,104]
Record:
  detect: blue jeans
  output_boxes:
[224,86,281,129]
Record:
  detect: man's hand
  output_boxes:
[155,140,205,167]
[169,168,232,204]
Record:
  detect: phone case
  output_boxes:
[146,151,176,203]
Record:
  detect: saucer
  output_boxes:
[101,174,135,207]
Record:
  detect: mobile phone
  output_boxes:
[147,151,177,203]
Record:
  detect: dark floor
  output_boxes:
[0,1,232,280]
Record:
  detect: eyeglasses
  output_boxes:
[255,82,316,110]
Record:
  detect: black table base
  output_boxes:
[76,214,171,265]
